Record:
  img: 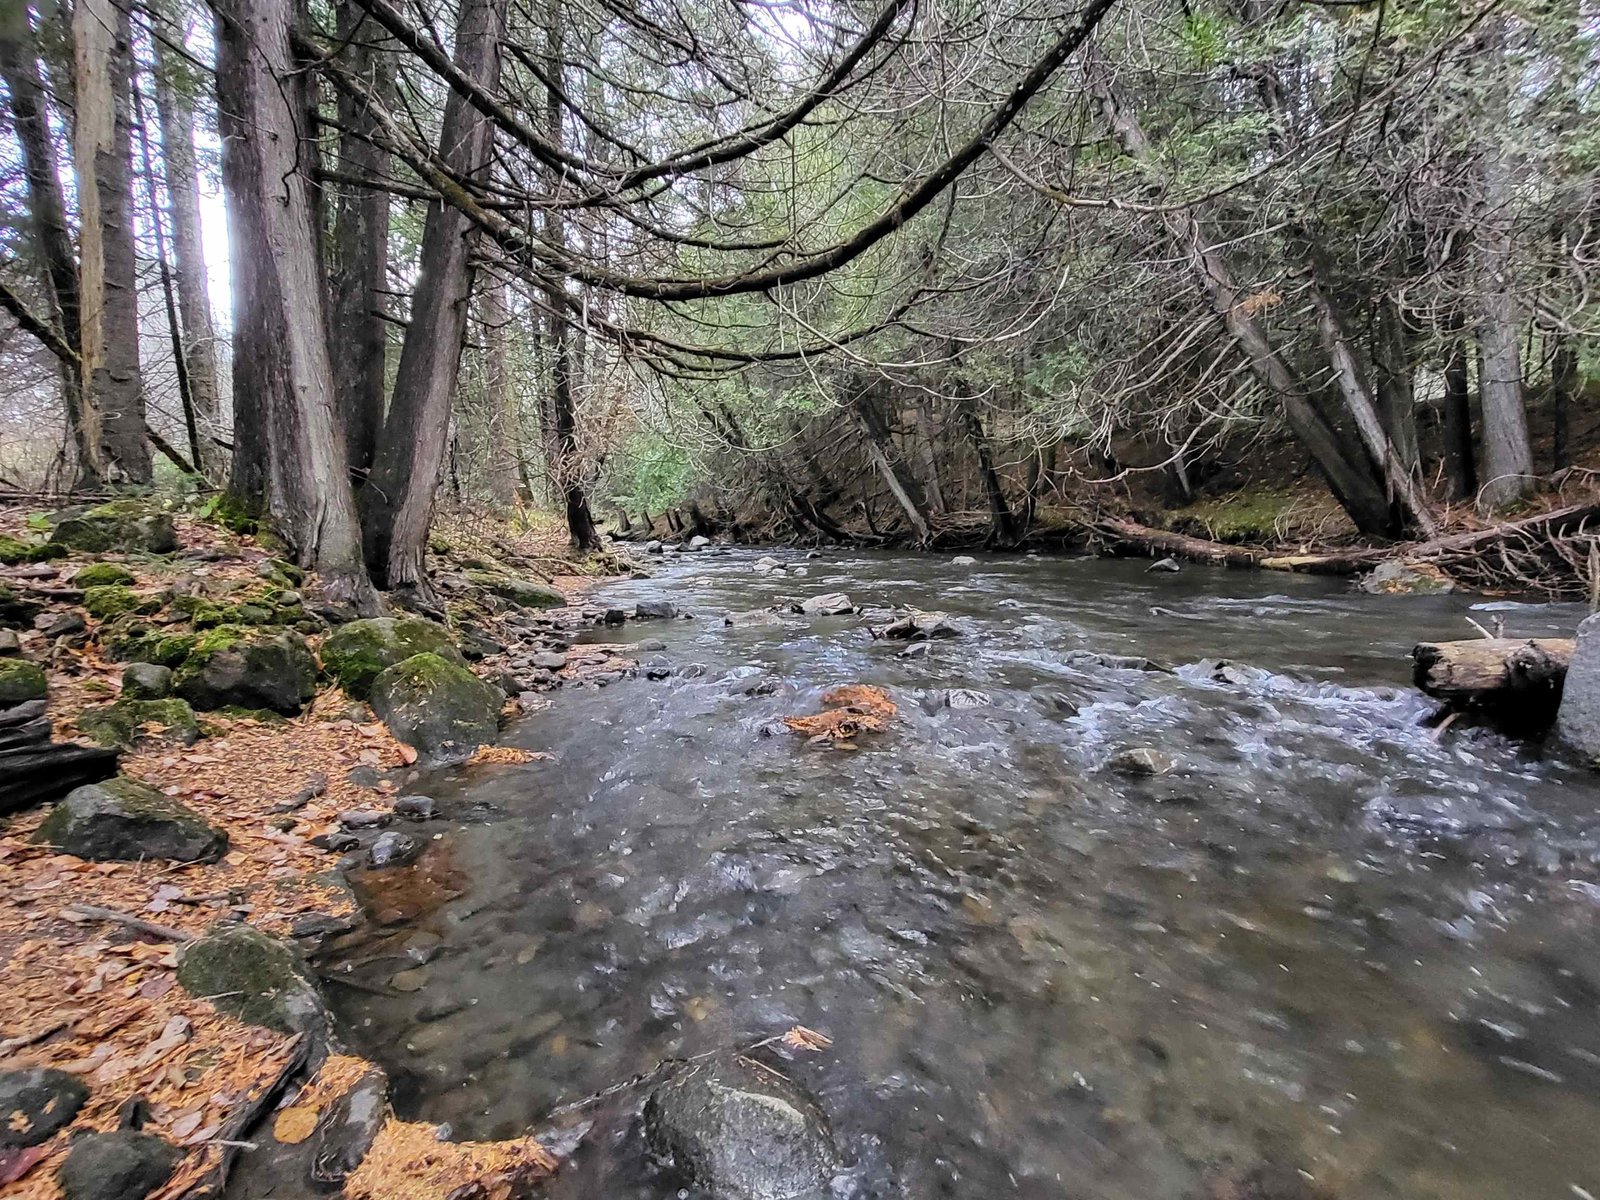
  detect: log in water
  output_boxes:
[1411,636,1572,727]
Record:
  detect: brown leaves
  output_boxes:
[783,685,897,744]
[467,745,548,765]
[343,1120,556,1200]
[780,1025,833,1052]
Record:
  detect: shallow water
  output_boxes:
[330,550,1600,1199]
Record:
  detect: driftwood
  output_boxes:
[1412,637,1572,729]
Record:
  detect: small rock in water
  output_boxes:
[1105,747,1177,777]
[338,809,390,830]
[752,556,781,575]
[645,540,664,554]
[688,535,712,549]
[0,1068,89,1147]
[636,638,668,651]
[368,830,422,868]
[1146,556,1180,573]
[1062,650,1169,673]
[1558,612,1600,764]
[951,555,977,566]
[644,1055,837,1200]
[870,610,963,640]
[726,609,783,628]
[944,688,991,709]
[796,592,853,616]
[393,795,438,821]
[897,642,934,659]
[1358,559,1454,595]
[791,566,808,576]
[635,600,677,620]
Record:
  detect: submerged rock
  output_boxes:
[644,1055,837,1200]
[369,652,501,766]
[951,555,977,566]
[57,1131,179,1200]
[1061,650,1169,673]
[1557,612,1600,764]
[321,616,463,699]
[1359,559,1454,595]
[368,829,422,868]
[726,609,783,628]
[0,1068,88,1147]
[177,924,330,1037]
[36,777,226,863]
[173,626,316,713]
[1105,747,1177,777]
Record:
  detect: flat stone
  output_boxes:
[0,1068,88,1147]
[393,795,439,821]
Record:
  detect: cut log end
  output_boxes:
[1411,637,1572,732]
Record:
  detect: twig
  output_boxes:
[62,904,194,943]
[1465,617,1496,640]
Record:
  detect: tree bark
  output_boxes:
[1474,144,1535,511]
[1440,317,1476,501]
[952,373,1018,546]
[152,10,221,458]
[361,0,508,589]
[1550,336,1576,473]
[0,4,94,483]
[213,0,374,607]
[328,4,393,478]
[846,377,934,545]
[1373,299,1420,474]
[72,0,150,483]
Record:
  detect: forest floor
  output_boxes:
[0,500,627,1200]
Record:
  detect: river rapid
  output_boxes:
[329,549,1600,1200]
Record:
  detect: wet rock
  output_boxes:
[305,1066,388,1187]
[36,777,227,862]
[604,608,628,625]
[944,688,991,709]
[322,616,464,699]
[951,555,976,566]
[77,697,200,748]
[1146,556,1181,573]
[311,831,360,853]
[393,794,439,821]
[637,638,668,651]
[338,809,390,829]
[646,540,664,554]
[174,626,316,713]
[0,628,19,656]
[121,662,173,699]
[644,1055,837,1200]
[0,1068,88,1147]
[1105,747,1177,777]
[795,593,853,616]
[49,501,178,555]
[369,829,422,868]
[635,600,677,620]
[1359,559,1454,595]
[1062,650,1168,673]
[726,609,783,628]
[36,610,85,639]
[645,657,673,681]
[369,652,502,766]
[896,642,933,659]
[57,1131,179,1200]
[177,924,329,1037]
[0,658,46,705]
[1558,612,1600,764]
[531,650,568,670]
[689,535,712,549]
[752,556,782,575]
[869,610,963,640]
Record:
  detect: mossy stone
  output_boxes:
[0,659,46,705]
[0,535,62,565]
[72,563,136,588]
[57,1130,179,1200]
[369,652,502,766]
[83,584,159,620]
[177,924,329,1036]
[35,777,226,863]
[78,697,198,748]
[49,501,177,555]
[122,661,173,699]
[462,570,566,609]
[321,616,463,699]
[173,625,316,714]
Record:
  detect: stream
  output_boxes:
[330,549,1600,1200]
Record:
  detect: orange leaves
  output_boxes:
[780,1025,834,1052]
[343,1120,556,1200]
[467,745,548,765]
[783,685,897,744]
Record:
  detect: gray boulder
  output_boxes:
[1558,613,1600,764]
[1146,556,1181,573]
[869,610,963,641]
[368,829,422,868]
[57,1131,179,1200]
[635,600,677,620]
[36,777,226,863]
[77,697,200,748]
[1359,559,1454,595]
[177,924,330,1037]
[0,658,46,705]
[644,1056,837,1200]
[0,1068,88,1146]
[645,540,664,554]
[173,626,316,713]
[369,652,502,766]
[122,661,173,699]
[796,593,853,616]
[49,501,178,555]
[321,616,462,699]
[689,535,712,549]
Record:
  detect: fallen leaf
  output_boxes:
[781,1025,834,1052]
[273,1104,321,1145]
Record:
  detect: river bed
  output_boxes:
[330,549,1600,1199]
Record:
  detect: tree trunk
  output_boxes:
[846,377,934,545]
[1474,145,1535,511]
[952,374,1018,546]
[328,3,393,478]
[0,4,94,483]
[72,0,150,483]
[361,0,508,590]
[1083,57,1399,537]
[479,280,520,507]
[1550,336,1576,473]
[214,0,374,608]
[152,8,221,457]
[1373,299,1420,474]
[1440,317,1476,501]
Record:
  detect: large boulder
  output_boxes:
[77,697,199,748]
[1358,559,1454,595]
[321,616,463,699]
[174,625,316,713]
[1557,613,1600,764]
[463,570,566,609]
[0,1068,88,1147]
[0,658,46,705]
[49,500,178,555]
[369,652,501,766]
[177,924,330,1037]
[35,777,226,863]
[57,1131,179,1200]
[644,1056,837,1200]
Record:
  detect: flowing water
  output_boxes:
[329,550,1600,1200]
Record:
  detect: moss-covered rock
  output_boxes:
[35,777,226,863]
[369,652,501,766]
[176,924,329,1037]
[49,500,178,555]
[0,659,46,705]
[83,584,160,620]
[72,562,136,588]
[321,616,463,699]
[462,570,566,609]
[173,625,316,713]
[103,621,196,667]
[78,697,199,748]
[122,662,173,699]
[57,1130,179,1200]
[0,534,64,565]
[0,585,42,629]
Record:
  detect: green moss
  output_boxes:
[1164,489,1304,544]
[50,501,177,554]
[176,925,328,1035]
[198,492,260,535]
[0,534,64,564]
[0,659,46,705]
[169,592,285,629]
[321,616,462,699]
[73,562,137,588]
[173,625,316,713]
[78,697,199,748]
[83,584,160,620]
[463,570,566,609]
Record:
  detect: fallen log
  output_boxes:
[1412,637,1572,730]
[0,742,120,813]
